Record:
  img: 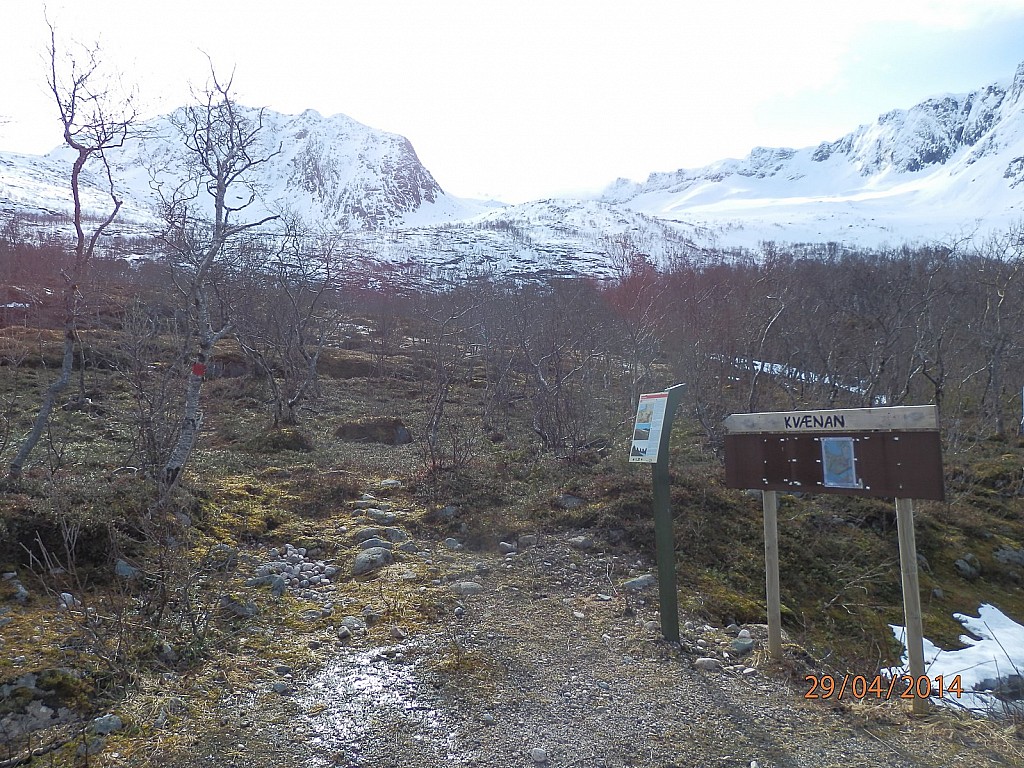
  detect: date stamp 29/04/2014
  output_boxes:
[804,674,963,701]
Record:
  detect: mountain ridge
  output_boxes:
[3,60,1024,273]
[601,60,1024,249]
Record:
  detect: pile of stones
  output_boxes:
[248,544,339,599]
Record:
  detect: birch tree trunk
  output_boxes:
[8,25,132,478]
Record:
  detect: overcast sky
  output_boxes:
[3,0,1024,203]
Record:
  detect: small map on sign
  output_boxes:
[821,436,861,489]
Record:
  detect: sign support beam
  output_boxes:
[762,490,783,658]
[647,383,686,643]
[895,497,928,715]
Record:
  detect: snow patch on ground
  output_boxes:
[889,603,1024,716]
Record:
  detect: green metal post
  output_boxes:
[650,383,686,642]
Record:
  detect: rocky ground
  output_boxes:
[4,486,1021,768]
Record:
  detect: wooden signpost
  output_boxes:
[723,405,944,715]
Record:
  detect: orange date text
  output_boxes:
[804,674,963,700]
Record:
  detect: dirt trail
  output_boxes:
[162,534,1013,768]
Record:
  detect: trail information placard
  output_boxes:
[723,405,944,500]
[629,392,669,463]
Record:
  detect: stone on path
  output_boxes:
[352,547,393,577]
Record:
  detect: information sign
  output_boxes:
[722,404,940,713]
[630,392,669,463]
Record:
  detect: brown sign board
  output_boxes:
[723,406,944,501]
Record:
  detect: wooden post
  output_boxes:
[895,497,928,715]
[646,383,686,643]
[762,490,783,658]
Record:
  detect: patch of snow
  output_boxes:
[888,604,1024,716]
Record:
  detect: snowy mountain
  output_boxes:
[603,61,1024,249]
[0,106,486,232]
[4,60,1024,273]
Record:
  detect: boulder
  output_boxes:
[334,418,412,445]
[352,547,394,577]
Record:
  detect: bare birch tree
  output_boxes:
[155,67,278,490]
[8,23,134,478]
[232,218,345,427]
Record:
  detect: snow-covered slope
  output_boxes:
[0,106,489,232]
[604,62,1024,249]
[358,198,713,278]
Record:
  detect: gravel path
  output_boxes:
[148,532,1015,768]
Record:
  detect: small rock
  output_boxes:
[932,587,945,599]
[954,558,980,581]
[742,667,757,677]
[114,559,141,579]
[271,681,290,694]
[481,712,495,725]
[725,623,741,636]
[90,713,124,735]
[995,547,1024,567]
[498,541,517,555]
[380,479,403,489]
[453,606,465,618]
[694,657,722,672]
[530,747,548,763]
[340,616,364,630]
[352,547,394,577]
[622,574,657,591]
[554,494,585,510]
[359,537,393,550]
[518,534,538,547]
[274,664,292,676]
[568,535,595,550]
[366,508,398,525]
[219,595,258,618]
[353,527,385,542]
[452,581,485,596]
[338,626,352,640]
[443,537,463,551]
[384,527,410,543]
[391,626,408,639]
